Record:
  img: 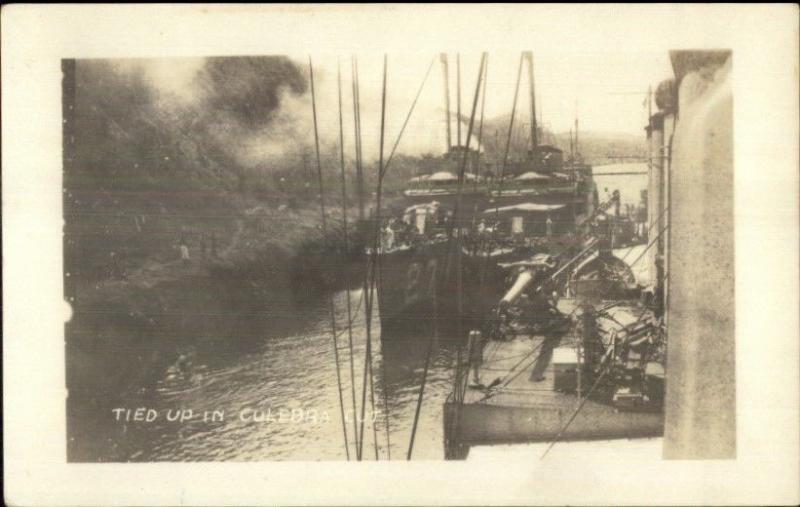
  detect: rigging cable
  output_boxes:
[407,259,439,460]
[540,353,615,459]
[357,252,377,460]
[376,54,392,459]
[351,56,380,461]
[353,55,380,460]
[450,53,487,403]
[381,56,437,179]
[367,332,380,460]
[351,56,365,220]
[539,307,663,461]
[628,224,669,269]
[493,52,525,218]
[494,215,669,394]
[358,55,392,460]
[358,55,441,459]
[456,53,461,146]
[479,302,583,402]
[617,205,669,264]
[473,56,499,284]
[542,267,671,459]
[336,61,361,456]
[308,56,350,460]
[469,56,489,260]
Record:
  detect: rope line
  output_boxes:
[337,61,361,456]
[617,205,669,264]
[451,53,488,405]
[309,56,350,461]
[494,53,525,216]
[377,56,393,459]
[351,55,381,461]
[351,56,365,220]
[542,285,668,459]
[381,56,437,180]
[540,356,614,459]
[407,261,438,460]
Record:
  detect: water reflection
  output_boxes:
[68,288,460,461]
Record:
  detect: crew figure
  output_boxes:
[178,231,190,264]
[468,330,485,387]
[383,221,395,251]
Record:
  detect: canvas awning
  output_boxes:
[515,171,550,181]
[483,203,567,214]
[404,201,441,214]
[428,171,458,182]
[408,174,430,183]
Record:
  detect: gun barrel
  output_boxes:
[500,269,536,306]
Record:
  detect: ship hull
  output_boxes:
[443,398,663,460]
[376,241,505,340]
[377,176,597,340]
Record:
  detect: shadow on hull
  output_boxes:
[376,241,505,341]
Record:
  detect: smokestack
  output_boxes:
[524,52,538,163]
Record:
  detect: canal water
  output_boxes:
[67,163,648,462]
[69,288,461,461]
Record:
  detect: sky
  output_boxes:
[135,50,675,162]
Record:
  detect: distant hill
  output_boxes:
[471,113,648,166]
[548,130,648,164]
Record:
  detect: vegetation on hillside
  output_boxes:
[65,57,647,288]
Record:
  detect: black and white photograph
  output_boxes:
[3,4,798,505]
[61,49,733,462]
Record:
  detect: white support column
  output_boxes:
[664,55,735,459]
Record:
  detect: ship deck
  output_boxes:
[467,333,579,407]
[444,299,663,458]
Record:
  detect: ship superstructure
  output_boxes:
[376,52,598,337]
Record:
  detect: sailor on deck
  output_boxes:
[178,231,190,264]
[382,222,395,251]
[468,330,485,387]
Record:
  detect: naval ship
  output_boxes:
[375,52,599,338]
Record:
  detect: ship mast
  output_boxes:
[351,57,365,220]
[440,53,452,153]
[575,100,580,157]
[569,128,574,161]
[456,53,462,148]
[525,51,538,165]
